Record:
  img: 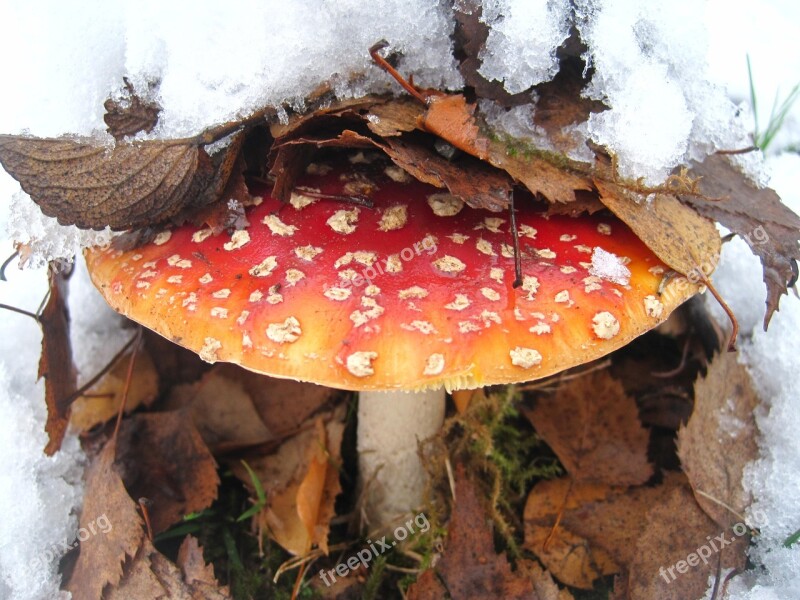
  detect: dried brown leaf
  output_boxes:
[523,475,685,589]
[39,267,77,455]
[165,364,337,454]
[176,536,225,590]
[680,153,800,328]
[522,370,653,486]
[421,94,593,204]
[235,406,344,556]
[518,560,575,600]
[677,351,758,528]
[115,411,219,534]
[626,484,748,600]
[0,135,220,230]
[165,367,275,452]
[69,346,158,432]
[103,78,161,141]
[408,465,535,600]
[595,182,721,279]
[65,441,145,600]
[104,537,231,600]
[381,135,512,212]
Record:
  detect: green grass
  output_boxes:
[747,54,800,152]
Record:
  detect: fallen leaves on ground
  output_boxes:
[522,369,652,486]
[233,405,345,556]
[165,364,337,453]
[408,464,536,600]
[114,411,220,535]
[66,440,145,600]
[69,345,158,432]
[104,536,231,600]
[677,351,759,528]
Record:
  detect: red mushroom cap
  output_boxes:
[85,153,697,391]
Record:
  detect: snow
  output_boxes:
[0,0,797,598]
[477,0,571,94]
[589,247,631,286]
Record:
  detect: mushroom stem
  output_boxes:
[357,388,445,528]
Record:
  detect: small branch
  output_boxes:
[369,40,428,105]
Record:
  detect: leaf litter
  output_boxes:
[1,20,794,600]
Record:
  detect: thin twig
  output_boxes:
[0,303,40,321]
[369,41,428,105]
[55,332,138,409]
[112,328,143,444]
[651,336,691,378]
[294,186,374,208]
[138,498,154,542]
[509,190,523,288]
[0,250,19,281]
[699,272,739,352]
[715,146,758,155]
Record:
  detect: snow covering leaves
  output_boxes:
[103,78,162,141]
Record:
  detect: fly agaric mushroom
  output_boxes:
[85,152,698,528]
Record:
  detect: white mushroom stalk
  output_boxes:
[357,388,445,528]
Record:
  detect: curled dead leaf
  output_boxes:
[39,267,77,455]
[0,131,245,230]
[104,77,161,141]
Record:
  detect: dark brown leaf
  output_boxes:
[0,135,220,230]
[408,465,535,600]
[39,267,77,455]
[677,351,758,528]
[522,370,653,486]
[65,441,145,600]
[105,537,232,600]
[115,411,219,534]
[680,153,800,328]
[381,135,512,212]
[104,78,161,141]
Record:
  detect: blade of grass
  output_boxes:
[237,460,267,522]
